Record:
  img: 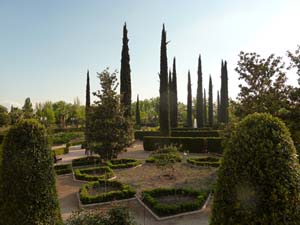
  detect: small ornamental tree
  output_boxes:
[0,119,62,225]
[210,113,300,225]
[90,69,132,160]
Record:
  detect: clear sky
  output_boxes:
[1,0,300,109]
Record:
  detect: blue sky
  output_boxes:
[0,0,300,109]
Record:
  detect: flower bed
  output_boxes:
[79,180,136,205]
[54,164,72,175]
[187,156,221,167]
[106,158,141,169]
[72,156,102,167]
[74,166,114,181]
[142,187,209,217]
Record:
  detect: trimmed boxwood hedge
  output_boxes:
[142,188,209,217]
[74,166,114,181]
[187,156,221,167]
[72,156,102,167]
[107,158,141,169]
[79,179,136,205]
[54,164,72,175]
[143,136,224,153]
[135,130,222,140]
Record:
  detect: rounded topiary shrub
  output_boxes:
[210,113,300,225]
[0,119,62,225]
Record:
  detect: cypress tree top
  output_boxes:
[196,54,204,128]
[86,70,90,108]
[171,57,178,128]
[187,70,193,127]
[208,75,213,127]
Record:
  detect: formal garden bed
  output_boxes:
[74,166,115,181]
[54,164,72,175]
[72,156,102,167]
[107,158,141,169]
[79,179,136,205]
[141,187,210,217]
[187,156,221,167]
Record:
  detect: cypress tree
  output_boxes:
[217,90,220,124]
[169,70,173,128]
[187,71,193,127]
[1,119,62,225]
[208,75,213,127]
[159,24,170,136]
[196,54,204,128]
[135,95,141,127]
[203,89,207,126]
[85,70,90,150]
[171,57,178,128]
[220,60,229,123]
[120,23,132,118]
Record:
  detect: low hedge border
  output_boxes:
[54,164,72,175]
[142,188,209,217]
[72,156,102,167]
[143,136,224,154]
[145,155,182,163]
[79,179,136,205]
[52,147,69,156]
[74,166,114,181]
[107,158,141,169]
[187,157,221,167]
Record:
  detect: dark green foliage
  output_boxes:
[0,105,9,127]
[72,156,102,167]
[210,113,300,225]
[196,55,204,128]
[0,119,62,225]
[135,95,141,127]
[22,97,34,119]
[187,156,221,167]
[142,188,209,217]
[149,145,182,164]
[74,166,114,181]
[208,75,213,127]
[217,90,220,123]
[66,207,135,225]
[159,24,171,136]
[54,164,72,175]
[85,70,91,151]
[203,89,207,126]
[220,61,229,123]
[107,158,141,169]
[120,23,132,118]
[187,71,193,127]
[51,131,84,145]
[90,69,132,160]
[79,180,136,204]
[207,137,223,154]
[171,57,178,128]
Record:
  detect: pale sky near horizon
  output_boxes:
[0,0,300,110]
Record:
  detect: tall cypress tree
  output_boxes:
[85,70,90,150]
[187,71,193,127]
[171,57,178,128]
[203,88,207,126]
[135,95,141,127]
[196,54,204,128]
[159,24,170,136]
[217,90,220,124]
[120,23,132,118]
[169,70,173,127]
[220,60,229,123]
[208,75,213,127]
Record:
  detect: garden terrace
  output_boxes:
[107,158,141,169]
[79,180,136,205]
[142,187,209,217]
[74,166,114,181]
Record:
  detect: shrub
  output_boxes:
[187,157,221,167]
[79,180,136,204]
[142,187,209,217]
[74,166,114,181]
[54,164,72,175]
[107,158,141,169]
[210,113,300,225]
[72,156,102,167]
[0,119,62,225]
[51,131,84,145]
[52,147,68,156]
[207,138,223,154]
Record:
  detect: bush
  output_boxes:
[187,156,221,167]
[107,158,141,169]
[207,138,223,154]
[142,187,209,217]
[211,113,300,225]
[51,131,84,145]
[52,147,68,156]
[54,164,72,175]
[79,180,136,205]
[0,119,62,225]
[74,166,114,181]
[72,156,102,167]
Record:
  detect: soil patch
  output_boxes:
[156,195,197,205]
